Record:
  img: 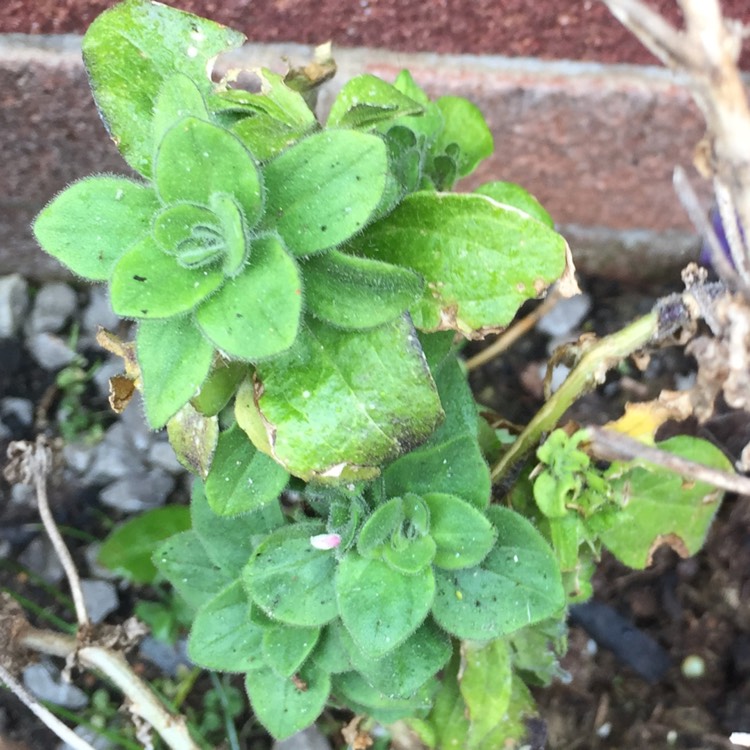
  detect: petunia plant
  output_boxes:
[30,0,732,747]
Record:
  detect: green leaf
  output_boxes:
[310,623,352,674]
[336,553,434,658]
[205,423,289,515]
[110,235,224,318]
[191,478,284,576]
[302,249,424,330]
[384,356,491,509]
[245,660,330,741]
[386,70,444,145]
[382,535,437,575]
[327,74,424,129]
[166,402,219,478]
[600,436,730,569]
[333,671,436,724]
[195,235,302,360]
[153,72,210,145]
[98,506,191,584]
[431,507,565,640]
[473,181,554,227]
[426,648,469,749]
[188,580,266,671]
[243,523,339,626]
[341,619,451,699]
[235,316,443,481]
[137,316,214,428]
[153,530,232,609]
[423,493,495,570]
[262,130,388,255]
[357,497,404,558]
[262,622,320,677]
[349,192,569,334]
[191,360,247,416]
[433,96,493,179]
[459,639,513,748]
[33,177,159,281]
[152,203,222,264]
[82,0,245,176]
[155,118,263,228]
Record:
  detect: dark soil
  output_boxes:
[1,275,749,749]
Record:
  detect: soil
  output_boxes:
[2,0,750,69]
[1,275,749,750]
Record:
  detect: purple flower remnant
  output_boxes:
[310,533,341,550]
[700,206,745,270]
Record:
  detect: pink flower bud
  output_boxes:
[309,533,341,550]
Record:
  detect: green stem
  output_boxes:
[491,311,659,484]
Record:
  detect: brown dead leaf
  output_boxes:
[108,375,136,414]
[342,717,374,750]
[646,533,690,566]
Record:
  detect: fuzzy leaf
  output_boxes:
[191,361,247,416]
[110,235,224,318]
[33,177,159,281]
[333,671,436,724]
[262,622,320,677]
[327,74,424,129]
[191,478,284,576]
[384,356,491,509]
[205,422,289,515]
[431,507,565,640]
[235,316,442,481]
[137,316,214,428]
[153,530,232,609]
[382,535,437,575]
[474,181,554,227]
[459,639,513,747]
[386,70,444,145]
[336,553,434,658]
[357,497,404,558]
[195,236,302,360]
[155,117,263,228]
[341,619,451,699]
[601,436,730,569]
[424,493,495,570]
[166,402,219,478]
[244,523,339,627]
[302,249,424,329]
[98,506,191,584]
[82,0,244,176]
[245,661,330,741]
[188,581,266,672]
[433,96,493,179]
[310,623,352,674]
[153,72,210,145]
[262,130,388,256]
[349,192,569,335]
[152,203,222,261]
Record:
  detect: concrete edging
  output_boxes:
[2,35,706,282]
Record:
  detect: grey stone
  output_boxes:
[147,440,184,475]
[83,422,147,485]
[58,725,114,750]
[99,468,175,512]
[80,579,119,624]
[118,394,154,451]
[273,726,333,750]
[0,539,11,559]
[62,441,95,474]
[83,543,119,580]
[23,661,88,710]
[0,396,34,427]
[0,421,11,440]
[27,282,78,334]
[27,332,77,370]
[537,292,592,338]
[18,536,65,583]
[10,483,35,507]
[138,637,191,678]
[0,273,29,337]
[82,286,120,334]
[92,357,125,400]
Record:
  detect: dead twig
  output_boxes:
[585,425,750,496]
[4,437,89,627]
[0,663,96,750]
